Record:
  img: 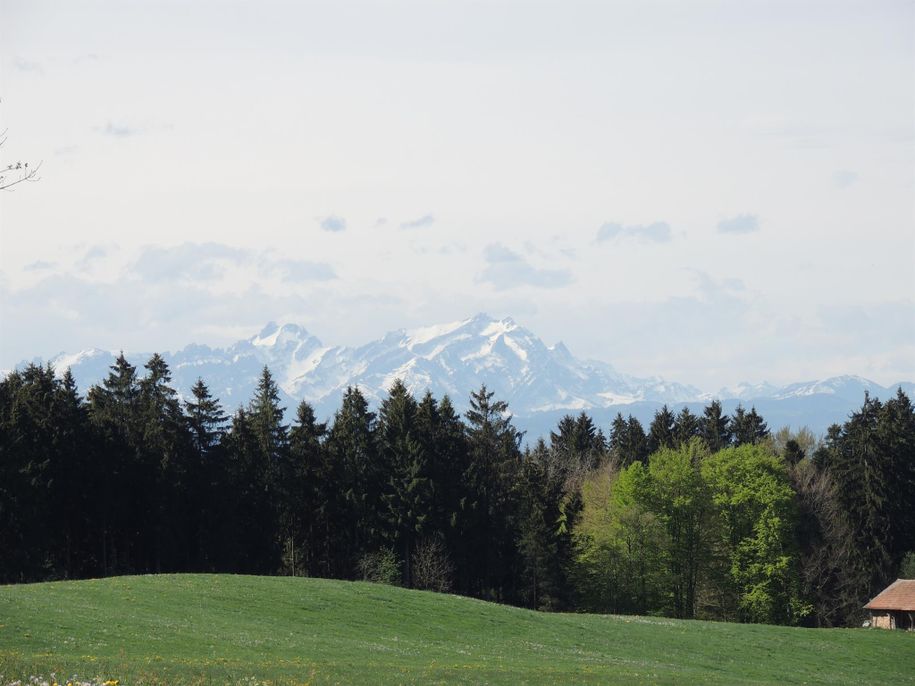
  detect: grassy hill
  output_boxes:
[1,575,913,685]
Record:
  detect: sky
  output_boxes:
[1,0,913,392]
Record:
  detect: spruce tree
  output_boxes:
[700,400,732,452]
[550,411,604,475]
[463,384,522,600]
[248,367,292,572]
[377,379,432,586]
[286,400,329,576]
[674,407,700,448]
[732,405,769,446]
[416,392,471,589]
[515,439,573,610]
[184,378,227,570]
[185,378,227,457]
[326,386,381,575]
[87,353,143,573]
[609,414,648,466]
[648,404,676,455]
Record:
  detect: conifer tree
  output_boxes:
[247,367,293,572]
[674,407,700,448]
[326,386,382,575]
[463,385,522,600]
[515,439,574,610]
[818,393,893,600]
[416,392,471,587]
[286,400,328,576]
[184,378,227,570]
[648,404,676,455]
[550,411,604,475]
[377,379,432,585]
[877,390,915,571]
[185,378,227,457]
[0,366,57,581]
[609,414,648,466]
[221,407,280,572]
[732,405,769,446]
[700,400,732,452]
[139,354,194,571]
[55,368,95,577]
[87,353,143,573]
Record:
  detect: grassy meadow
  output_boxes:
[1,574,913,685]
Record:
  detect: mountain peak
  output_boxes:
[251,322,315,347]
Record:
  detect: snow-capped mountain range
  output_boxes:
[12,313,913,438]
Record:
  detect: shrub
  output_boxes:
[357,548,400,585]
[411,538,454,593]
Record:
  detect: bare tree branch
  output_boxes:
[0,129,42,191]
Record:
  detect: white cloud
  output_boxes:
[717,214,759,235]
[318,215,347,232]
[400,214,435,229]
[478,243,573,290]
[596,222,672,243]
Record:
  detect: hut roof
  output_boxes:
[865,579,915,611]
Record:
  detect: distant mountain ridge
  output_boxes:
[12,313,913,439]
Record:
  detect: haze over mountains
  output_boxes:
[15,313,913,439]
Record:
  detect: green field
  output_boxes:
[1,574,913,685]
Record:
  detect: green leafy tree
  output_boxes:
[702,444,806,624]
[642,440,712,618]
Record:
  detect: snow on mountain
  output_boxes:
[716,381,781,401]
[280,313,702,417]
[12,315,912,437]
[768,375,891,402]
[17,314,699,417]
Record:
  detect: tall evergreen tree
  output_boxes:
[138,354,194,571]
[674,407,700,448]
[185,378,227,457]
[184,378,227,570]
[609,414,648,466]
[550,412,604,476]
[376,379,432,586]
[732,405,769,446]
[879,389,915,567]
[817,393,893,603]
[463,385,522,600]
[326,386,381,575]
[286,400,329,576]
[416,392,471,587]
[700,400,732,452]
[515,439,574,610]
[247,367,292,572]
[221,407,279,572]
[648,404,676,455]
[87,353,143,573]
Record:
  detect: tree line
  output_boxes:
[1,354,913,627]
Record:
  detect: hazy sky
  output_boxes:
[1,0,913,391]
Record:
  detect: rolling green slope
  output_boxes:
[1,575,913,685]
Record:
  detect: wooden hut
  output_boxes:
[864,579,915,630]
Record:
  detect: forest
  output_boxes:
[1,354,913,628]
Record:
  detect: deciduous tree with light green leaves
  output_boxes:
[701,444,808,624]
